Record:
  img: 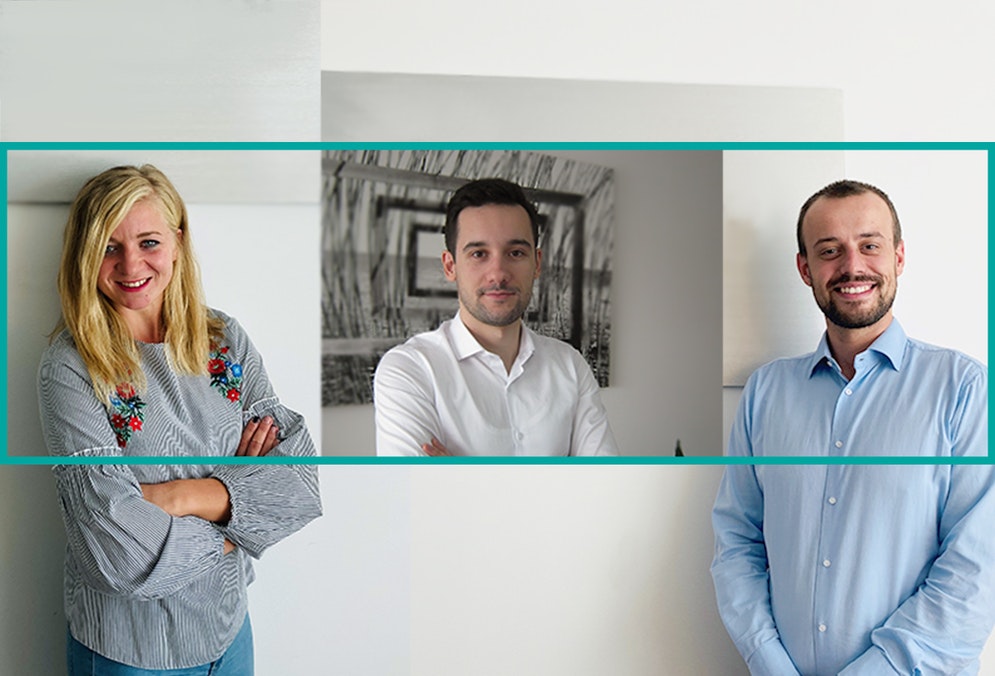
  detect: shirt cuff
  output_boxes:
[745,638,800,675]
[837,647,901,675]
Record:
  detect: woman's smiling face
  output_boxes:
[97,199,180,331]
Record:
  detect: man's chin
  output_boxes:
[463,305,524,328]
[484,314,523,328]
[824,307,891,330]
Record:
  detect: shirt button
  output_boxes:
[835,440,843,448]
[823,559,831,568]
[828,497,837,505]
[844,388,853,396]
[818,624,827,633]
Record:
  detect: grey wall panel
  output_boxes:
[1,1,319,142]
[322,71,842,142]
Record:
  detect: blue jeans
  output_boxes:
[67,614,253,676]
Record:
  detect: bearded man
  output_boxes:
[711,180,993,675]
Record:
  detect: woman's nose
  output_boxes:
[117,246,142,274]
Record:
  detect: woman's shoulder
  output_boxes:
[207,306,233,326]
[40,329,82,365]
[207,307,251,349]
[38,329,91,384]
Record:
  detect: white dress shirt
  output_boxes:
[374,312,618,456]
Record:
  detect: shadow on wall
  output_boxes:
[0,467,66,675]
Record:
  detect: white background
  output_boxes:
[1,1,993,674]
[320,0,995,142]
[0,1,319,142]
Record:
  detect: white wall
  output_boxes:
[0,464,743,676]
[843,150,988,362]
[322,72,843,142]
[0,1,318,142]
[723,150,847,386]
[323,150,727,456]
[0,467,65,676]
[406,465,742,675]
[320,0,995,141]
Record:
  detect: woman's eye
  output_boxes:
[104,244,117,255]
[141,239,160,248]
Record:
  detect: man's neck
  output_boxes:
[460,312,522,374]
[825,314,893,381]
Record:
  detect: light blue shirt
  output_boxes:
[713,320,994,675]
[727,320,987,456]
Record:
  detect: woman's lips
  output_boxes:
[116,278,151,292]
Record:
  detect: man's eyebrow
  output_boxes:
[461,238,534,252]
[812,232,884,247]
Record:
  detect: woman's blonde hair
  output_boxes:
[55,164,224,403]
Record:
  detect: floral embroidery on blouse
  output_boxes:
[108,382,146,448]
[208,344,243,403]
[105,344,242,446]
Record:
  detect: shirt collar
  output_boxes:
[809,318,908,376]
[448,311,535,367]
[449,311,486,360]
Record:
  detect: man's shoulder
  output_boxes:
[529,330,578,351]
[527,330,590,364]
[376,324,451,373]
[903,337,987,383]
[391,323,450,353]
[905,337,986,368]
[746,351,818,386]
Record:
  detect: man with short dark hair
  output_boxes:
[374,178,617,456]
[712,180,994,674]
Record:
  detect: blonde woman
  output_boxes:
[37,165,322,675]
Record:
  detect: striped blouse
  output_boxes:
[37,309,322,669]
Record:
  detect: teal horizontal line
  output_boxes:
[3,142,995,151]
[4,455,994,466]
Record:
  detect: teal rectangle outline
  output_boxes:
[3,142,995,151]
[3,141,992,465]
[1,455,994,466]
[990,148,994,463]
[1,144,7,461]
